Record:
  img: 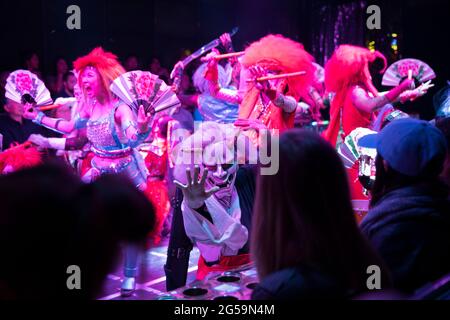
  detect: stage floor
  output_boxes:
[97,238,200,300]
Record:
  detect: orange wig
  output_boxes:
[73,47,125,103]
[242,34,315,100]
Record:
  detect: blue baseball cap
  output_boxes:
[358,118,448,177]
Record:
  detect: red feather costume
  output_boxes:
[0,143,42,174]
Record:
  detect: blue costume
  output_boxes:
[76,102,150,295]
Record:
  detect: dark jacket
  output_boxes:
[0,114,60,150]
[251,265,349,300]
[360,182,450,293]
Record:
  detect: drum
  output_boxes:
[158,266,259,300]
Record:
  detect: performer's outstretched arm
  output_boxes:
[28,130,88,151]
[351,79,411,113]
[351,86,392,113]
[22,103,80,134]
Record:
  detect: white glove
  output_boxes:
[28,134,51,148]
[28,134,66,150]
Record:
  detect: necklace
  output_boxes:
[89,97,98,115]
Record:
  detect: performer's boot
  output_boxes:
[120,276,136,297]
[121,243,140,297]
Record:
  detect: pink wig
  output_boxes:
[324,45,387,144]
[325,45,386,98]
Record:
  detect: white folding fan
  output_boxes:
[338,127,377,169]
[382,58,436,87]
[5,70,52,106]
[110,71,180,115]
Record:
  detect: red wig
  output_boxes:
[242,34,315,100]
[324,45,387,145]
[73,47,125,103]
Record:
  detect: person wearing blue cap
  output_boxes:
[358,118,450,293]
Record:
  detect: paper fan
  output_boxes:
[5,70,52,106]
[110,71,180,115]
[382,59,436,87]
[338,128,377,169]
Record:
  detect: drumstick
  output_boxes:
[200,51,244,62]
[28,98,76,112]
[246,71,307,83]
[37,104,62,111]
[24,104,62,113]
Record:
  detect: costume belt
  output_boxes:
[91,146,133,158]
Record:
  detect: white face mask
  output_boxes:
[204,163,238,208]
[205,163,237,188]
[202,138,238,192]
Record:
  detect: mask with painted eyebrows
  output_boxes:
[202,141,238,208]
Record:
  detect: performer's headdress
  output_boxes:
[73,47,125,103]
[242,34,315,100]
